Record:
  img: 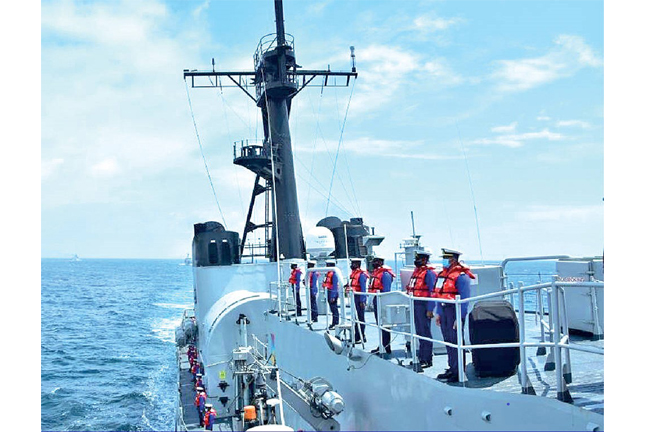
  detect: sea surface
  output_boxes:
[41,258,555,431]
[41,259,194,432]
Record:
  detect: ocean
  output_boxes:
[41,259,194,432]
[41,258,556,431]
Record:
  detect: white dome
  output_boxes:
[305,226,335,259]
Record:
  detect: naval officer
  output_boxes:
[405,251,437,368]
[345,258,368,343]
[432,248,475,383]
[322,259,341,329]
[307,260,320,322]
[368,256,395,354]
[288,262,303,316]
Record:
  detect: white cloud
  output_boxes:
[470,128,565,148]
[556,119,591,129]
[537,115,551,121]
[91,158,120,177]
[491,122,518,133]
[42,158,65,180]
[492,34,602,92]
[412,14,462,33]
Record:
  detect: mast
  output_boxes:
[184,0,357,262]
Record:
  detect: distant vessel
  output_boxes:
[180,254,192,266]
[71,254,81,262]
[174,1,604,431]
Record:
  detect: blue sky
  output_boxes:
[39,0,606,260]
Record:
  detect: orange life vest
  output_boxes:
[195,391,206,407]
[368,266,396,293]
[349,268,369,292]
[433,264,476,300]
[323,271,335,291]
[289,268,300,284]
[204,408,217,426]
[405,265,436,297]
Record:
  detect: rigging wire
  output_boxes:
[184,79,228,229]
[325,78,357,216]
[210,76,246,216]
[455,121,484,265]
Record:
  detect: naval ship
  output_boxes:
[174,1,604,431]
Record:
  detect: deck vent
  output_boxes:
[444,406,452,416]
[481,411,491,422]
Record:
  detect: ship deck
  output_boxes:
[177,346,233,432]
[285,307,604,417]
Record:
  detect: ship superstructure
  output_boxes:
[175,1,605,431]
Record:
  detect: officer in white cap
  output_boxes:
[432,248,476,382]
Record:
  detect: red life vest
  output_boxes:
[349,268,369,292]
[406,265,437,297]
[433,264,476,300]
[204,408,217,426]
[323,271,335,291]
[368,266,396,293]
[289,268,300,284]
[195,391,206,407]
[191,363,200,374]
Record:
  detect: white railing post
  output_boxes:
[536,286,547,356]
[551,279,572,402]
[409,293,417,369]
[518,282,535,394]
[454,295,466,384]
[377,292,385,354]
[306,271,312,326]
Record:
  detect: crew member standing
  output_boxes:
[322,259,340,330]
[368,256,395,354]
[307,260,320,322]
[195,386,207,427]
[289,262,303,316]
[345,258,368,343]
[204,403,217,430]
[432,248,475,383]
[405,251,437,368]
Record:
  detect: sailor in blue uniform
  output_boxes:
[289,262,303,316]
[433,248,475,383]
[405,251,437,368]
[345,258,368,343]
[307,260,320,322]
[368,256,395,354]
[323,259,340,329]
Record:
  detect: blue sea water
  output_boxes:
[41,258,556,431]
[41,259,194,432]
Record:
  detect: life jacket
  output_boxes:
[432,264,476,301]
[289,268,300,285]
[349,268,368,292]
[405,265,437,297]
[191,363,200,374]
[195,378,203,388]
[323,271,335,291]
[204,408,217,427]
[195,391,206,407]
[368,266,396,293]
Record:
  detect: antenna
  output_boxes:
[410,211,416,237]
[350,46,356,73]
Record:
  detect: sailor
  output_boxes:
[345,258,368,343]
[307,260,320,322]
[191,359,201,381]
[368,256,395,354]
[288,262,303,316]
[405,250,437,368]
[432,248,475,383]
[322,259,341,330]
[195,386,207,427]
[195,373,204,390]
[204,403,217,430]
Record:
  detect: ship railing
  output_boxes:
[269,266,350,329]
[254,33,295,69]
[349,280,604,402]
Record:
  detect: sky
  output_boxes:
[37,0,608,260]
